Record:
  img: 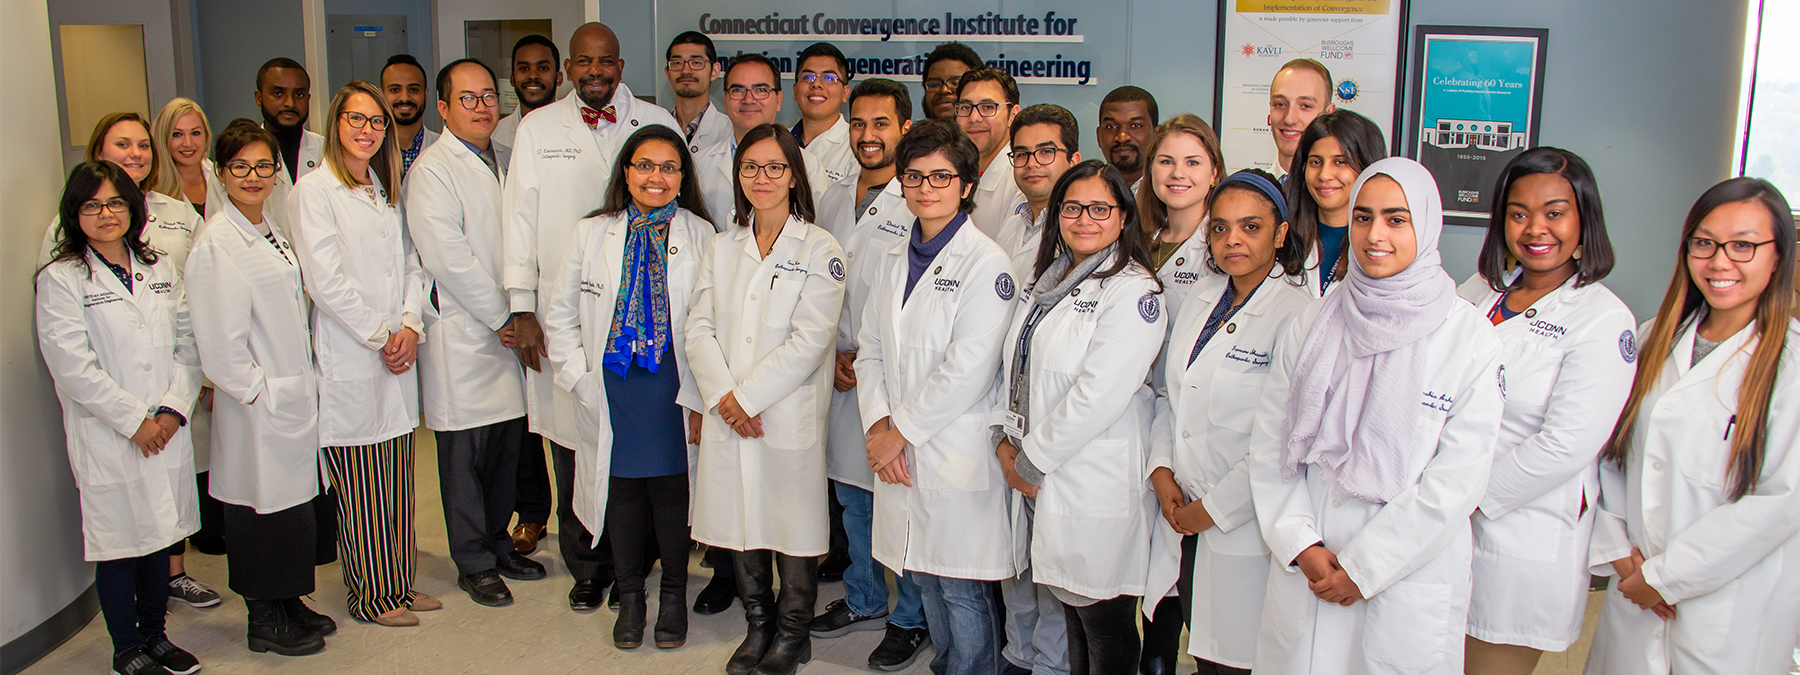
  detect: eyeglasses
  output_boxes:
[898,171,957,189]
[631,160,682,177]
[1687,237,1775,263]
[727,85,777,101]
[797,72,843,85]
[1009,146,1072,167]
[456,92,500,109]
[225,161,279,178]
[340,111,390,131]
[78,198,131,216]
[1059,201,1118,220]
[954,101,1009,118]
[738,161,789,179]
[667,57,711,72]
[923,76,961,91]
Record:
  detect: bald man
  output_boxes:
[500,21,678,613]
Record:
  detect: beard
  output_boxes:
[261,107,305,133]
[392,104,424,126]
[577,74,619,111]
[1108,144,1142,173]
[856,143,894,171]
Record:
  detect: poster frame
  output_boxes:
[1405,24,1550,227]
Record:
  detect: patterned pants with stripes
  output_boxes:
[322,434,419,621]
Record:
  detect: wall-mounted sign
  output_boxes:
[1406,26,1548,226]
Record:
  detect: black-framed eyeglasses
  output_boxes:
[797,72,844,85]
[225,161,279,178]
[898,171,957,189]
[631,160,682,177]
[456,92,500,109]
[667,57,711,71]
[739,161,789,179]
[78,198,131,216]
[954,101,1008,118]
[1009,146,1072,167]
[923,76,961,91]
[727,85,777,101]
[340,111,390,131]
[1687,237,1775,263]
[1059,201,1118,220]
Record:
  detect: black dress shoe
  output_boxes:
[613,590,646,649]
[458,570,514,607]
[816,549,850,582]
[284,598,337,637]
[654,590,688,648]
[496,552,547,581]
[693,573,736,615]
[569,580,605,611]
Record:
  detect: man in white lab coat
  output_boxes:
[255,57,323,239]
[492,34,562,150]
[692,54,784,233]
[407,59,541,609]
[792,43,857,201]
[664,31,730,155]
[501,21,678,613]
[952,68,1028,243]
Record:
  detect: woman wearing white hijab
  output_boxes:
[1246,157,1506,675]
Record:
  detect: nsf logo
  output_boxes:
[1336,79,1360,103]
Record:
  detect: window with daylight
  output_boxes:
[1738,0,1800,215]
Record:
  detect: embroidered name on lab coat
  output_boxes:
[538,147,582,160]
[1224,346,1270,367]
[83,292,123,308]
[579,279,606,296]
[878,220,907,237]
[774,260,807,274]
[1421,390,1455,412]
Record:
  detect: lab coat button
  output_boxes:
[746,337,752,343]
[1226,323,1237,334]
[144,364,153,372]
[1332,497,1344,508]
[1181,431,1191,439]
[847,251,854,258]
[1652,460,1664,471]
[838,331,848,338]
[751,293,758,300]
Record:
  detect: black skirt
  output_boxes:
[223,500,316,599]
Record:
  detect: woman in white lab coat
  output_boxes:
[544,125,714,650]
[1246,157,1504,675]
[1585,178,1800,675]
[185,120,334,656]
[853,118,1018,673]
[289,80,434,627]
[685,123,845,675]
[1147,169,1311,675]
[1138,113,1222,317]
[1453,148,1636,674]
[40,112,205,276]
[1283,111,1387,298]
[151,97,225,218]
[37,160,204,675]
[995,159,1166,675]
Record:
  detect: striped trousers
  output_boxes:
[321,434,419,621]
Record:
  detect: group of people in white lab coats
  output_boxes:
[34,25,1800,675]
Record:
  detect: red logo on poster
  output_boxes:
[1240,43,1255,57]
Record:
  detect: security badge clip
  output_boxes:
[1004,411,1026,440]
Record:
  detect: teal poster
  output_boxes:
[1410,29,1545,223]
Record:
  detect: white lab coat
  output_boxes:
[800,116,856,201]
[999,208,1046,282]
[1152,231,1215,319]
[174,158,227,218]
[265,128,326,239]
[1248,300,1504,675]
[693,137,739,232]
[997,256,1166,599]
[492,110,522,150]
[406,133,527,432]
[543,208,712,534]
[683,101,733,157]
[37,251,202,561]
[969,149,1028,243]
[38,191,203,276]
[855,220,1018,580]
[184,201,319,514]
[289,168,425,447]
[685,216,846,555]
[817,174,911,490]
[503,84,679,449]
[1584,318,1800,675]
[1147,272,1312,669]
[1456,273,1637,650]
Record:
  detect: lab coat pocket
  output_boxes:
[316,331,384,381]
[1669,578,1735,653]
[261,374,315,426]
[1472,506,1564,564]
[1502,343,1561,407]
[1041,438,1134,519]
[915,414,991,491]
[762,278,806,328]
[78,417,141,486]
[758,387,817,450]
[702,410,730,443]
[1206,369,1263,434]
[1363,580,1452,670]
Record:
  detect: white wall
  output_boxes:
[46,0,181,168]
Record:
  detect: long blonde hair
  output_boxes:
[149,98,211,200]
[322,80,401,205]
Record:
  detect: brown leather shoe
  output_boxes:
[512,523,546,554]
[409,592,442,611]
[374,608,419,627]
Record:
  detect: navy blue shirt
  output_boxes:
[905,213,967,303]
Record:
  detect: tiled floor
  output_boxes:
[13,426,1651,675]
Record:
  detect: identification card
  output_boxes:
[1004,411,1026,440]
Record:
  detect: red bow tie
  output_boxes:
[581,105,617,128]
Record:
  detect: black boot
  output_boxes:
[1139,595,1182,675]
[283,598,337,637]
[726,551,777,675]
[246,599,325,656]
[654,588,688,648]
[754,553,818,675]
[613,588,647,649]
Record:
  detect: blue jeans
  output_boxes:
[835,481,925,628]
[914,572,1004,675]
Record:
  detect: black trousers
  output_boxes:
[607,473,690,595]
[437,417,526,576]
[551,442,611,583]
[1062,595,1141,675]
[223,500,316,599]
[96,551,170,655]
[514,431,552,525]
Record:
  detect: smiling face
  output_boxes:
[567,25,623,111]
[627,139,683,211]
[440,62,499,144]
[222,141,276,207]
[1012,123,1078,206]
[923,59,972,120]
[1304,136,1359,216]
[725,62,782,135]
[900,150,970,222]
[1150,131,1217,215]
[1503,172,1582,281]
[665,42,716,99]
[1688,200,1779,319]
[79,180,129,246]
[337,92,387,164]
[1098,100,1153,173]
[512,43,563,111]
[168,113,208,170]
[955,80,1015,159]
[1269,67,1334,164]
[256,66,311,131]
[1059,176,1123,261]
[1207,188,1287,279]
[795,55,848,122]
[97,120,154,185]
[381,63,427,127]
[849,94,908,171]
[1350,175,1418,279]
[739,138,794,213]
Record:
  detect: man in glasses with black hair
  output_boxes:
[693,54,785,233]
[664,31,729,154]
[792,42,857,199]
[1001,104,1083,276]
[920,42,983,121]
[953,67,1028,243]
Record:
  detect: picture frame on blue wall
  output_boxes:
[1406,25,1549,227]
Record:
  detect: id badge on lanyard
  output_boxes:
[1003,411,1026,442]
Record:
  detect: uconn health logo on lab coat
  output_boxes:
[1138,293,1160,323]
[995,273,1015,300]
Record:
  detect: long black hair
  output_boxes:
[46,161,159,277]
[1033,159,1161,292]
[594,125,713,223]
[1285,110,1386,259]
[1476,146,1615,292]
[732,123,816,228]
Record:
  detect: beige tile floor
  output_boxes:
[11,426,1678,675]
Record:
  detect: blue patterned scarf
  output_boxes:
[602,202,677,376]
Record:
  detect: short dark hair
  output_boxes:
[212,118,279,174]
[894,118,981,213]
[955,67,1019,105]
[849,78,912,122]
[255,57,307,90]
[923,42,983,75]
[724,53,782,91]
[1477,147,1616,291]
[1286,110,1387,258]
[512,34,560,66]
[797,42,850,82]
[382,54,428,84]
[435,58,496,102]
[1033,160,1160,291]
[732,123,815,227]
[1010,104,1078,154]
[1207,168,1307,278]
[48,161,156,275]
[595,125,713,224]
[1101,86,1159,125]
[667,30,716,62]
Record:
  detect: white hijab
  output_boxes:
[1279,157,1459,504]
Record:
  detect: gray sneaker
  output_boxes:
[167,574,221,608]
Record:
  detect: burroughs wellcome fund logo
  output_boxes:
[1320,39,1354,60]
[1240,43,1284,57]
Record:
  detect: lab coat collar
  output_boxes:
[438,130,509,181]
[734,214,808,259]
[1669,315,1759,387]
[977,147,1010,195]
[83,248,149,309]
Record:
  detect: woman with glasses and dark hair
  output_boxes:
[39,112,205,274]
[685,123,846,675]
[543,125,715,651]
[1585,178,1800,674]
[1284,110,1388,297]
[996,159,1166,675]
[37,160,204,675]
[1452,147,1635,674]
[290,80,436,627]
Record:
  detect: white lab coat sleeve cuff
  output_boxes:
[1639,559,1682,605]
[508,288,536,313]
[1148,393,1175,472]
[401,312,424,344]
[1587,510,1633,575]
[1201,461,1256,534]
[363,325,390,350]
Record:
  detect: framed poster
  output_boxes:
[1213,0,1408,174]
[1406,26,1548,226]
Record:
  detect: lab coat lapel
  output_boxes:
[1667,319,1756,394]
